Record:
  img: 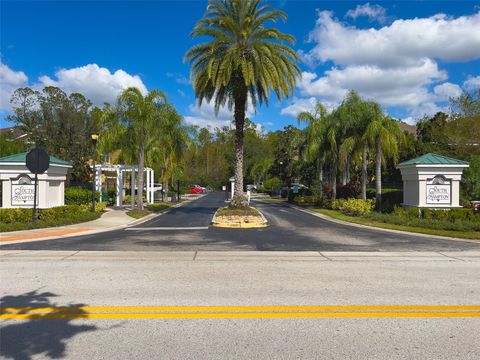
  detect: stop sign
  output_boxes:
[26,148,50,174]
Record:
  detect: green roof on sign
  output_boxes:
[0,152,71,166]
[397,153,469,167]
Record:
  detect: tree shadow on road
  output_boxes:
[1,290,97,360]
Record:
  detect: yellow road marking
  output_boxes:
[1,305,480,320]
[2,312,480,320]
[3,305,480,314]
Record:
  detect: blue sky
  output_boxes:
[1,1,479,130]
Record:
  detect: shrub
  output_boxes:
[0,208,32,223]
[366,188,403,213]
[0,203,106,231]
[338,198,375,216]
[331,199,347,210]
[263,177,282,191]
[393,206,480,223]
[337,183,360,199]
[65,186,100,205]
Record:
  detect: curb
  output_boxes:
[255,199,479,243]
[211,207,268,229]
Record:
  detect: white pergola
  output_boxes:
[91,164,155,207]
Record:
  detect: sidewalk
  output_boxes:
[0,209,147,244]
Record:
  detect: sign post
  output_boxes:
[26,147,50,223]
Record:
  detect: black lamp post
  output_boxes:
[90,130,99,212]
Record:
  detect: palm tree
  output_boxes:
[117,87,167,210]
[185,0,300,207]
[365,115,406,210]
[297,103,329,198]
[148,105,189,195]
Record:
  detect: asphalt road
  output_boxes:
[1,250,480,359]
[2,191,480,251]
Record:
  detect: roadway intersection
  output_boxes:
[1,192,480,359]
[2,192,479,251]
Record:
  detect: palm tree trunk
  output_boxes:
[342,158,347,186]
[346,158,351,184]
[361,144,368,201]
[375,137,382,211]
[317,157,323,199]
[230,89,247,208]
[331,156,337,200]
[137,142,144,210]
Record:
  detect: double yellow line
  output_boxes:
[2,305,480,320]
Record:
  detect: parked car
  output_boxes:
[246,184,257,192]
[189,184,205,194]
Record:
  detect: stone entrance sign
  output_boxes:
[397,153,469,208]
[426,175,451,205]
[11,175,37,206]
[0,152,71,209]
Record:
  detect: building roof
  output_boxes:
[398,121,416,136]
[397,153,469,167]
[0,126,29,140]
[0,152,71,166]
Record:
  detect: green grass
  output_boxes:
[258,197,287,203]
[126,202,173,219]
[313,208,480,240]
[146,203,173,212]
[126,209,151,219]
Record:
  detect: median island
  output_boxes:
[212,206,268,228]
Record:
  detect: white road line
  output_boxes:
[126,226,209,231]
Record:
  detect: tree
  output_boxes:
[8,86,97,183]
[297,102,329,197]
[185,0,300,207]
[365,116,406,210]
[0,132,25,157]
[117,87,167,210]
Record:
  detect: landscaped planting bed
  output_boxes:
[0,203,106,232]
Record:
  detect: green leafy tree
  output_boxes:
[185,0,300,207]
[0,133,25,157]
[117,87,167,210]
[8,86,97,183]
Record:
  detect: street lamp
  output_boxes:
[90,130,99,212]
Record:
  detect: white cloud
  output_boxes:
[184,97,255,129]
[296,59,446,108]
[289,10,480,124]
[346,3,387,23]
[166,72,191,85]
[281,97,318,117]
[432,82,462,100]
[184,101,233,128]
[301,11,480,68]
[464,76,480,91]
[0,63,28,112]
[38,64,148,106]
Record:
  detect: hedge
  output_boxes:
[0,203,106,232]
[366,209,480,232]
[65,186,100,205]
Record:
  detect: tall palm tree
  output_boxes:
[117,87,167,210]
[297,102,329,198]
[185,0,300,207]
[148,105,189,194]
[365,115,406,210]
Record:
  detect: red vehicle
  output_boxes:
[188,184,205,194]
